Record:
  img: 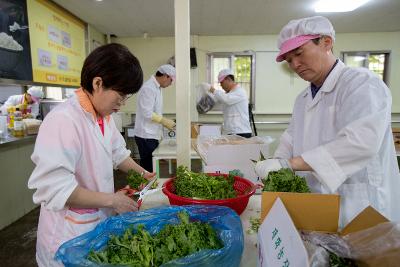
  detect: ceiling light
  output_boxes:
[314,0,370,12]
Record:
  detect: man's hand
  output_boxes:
[255,159,292,179]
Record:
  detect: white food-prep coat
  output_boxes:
[213,85,252,135]
[274,60,400,226]
[28,92,130,266]
[133,76,163,140]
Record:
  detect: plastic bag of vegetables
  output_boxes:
[55,205,244,267]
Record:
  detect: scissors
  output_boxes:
[136,177,158,208]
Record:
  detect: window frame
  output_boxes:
[341,50,390,84]
[207,51,256,107]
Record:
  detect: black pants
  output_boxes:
[134,136,159,172]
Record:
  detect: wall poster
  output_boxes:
[0,0,33,81]
[27,0,85,87]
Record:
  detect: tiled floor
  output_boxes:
[0,159,201,267]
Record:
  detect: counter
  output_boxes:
[0,133,37,146]
[0,133,37,229]
[140,178,260,267]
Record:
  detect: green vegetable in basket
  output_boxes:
[174,165,237,200]
[127,170,158,190]
[87,211,222,266]
[262,168,310,193]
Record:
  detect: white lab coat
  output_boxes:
[0,94,40,118]
[133,76,163,140]
[28,92,130,266]
[212,85,252,135]
[274,60,400,227]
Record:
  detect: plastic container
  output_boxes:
[13,108,24,137]
[0,111,7,138]
[162,174,256,215]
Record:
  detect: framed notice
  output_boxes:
[0,0,33,82]
[27,0,85,86]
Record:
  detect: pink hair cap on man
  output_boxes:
[276,16,335,62]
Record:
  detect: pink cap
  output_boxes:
[217,69,234,82]
[276,34,320,62]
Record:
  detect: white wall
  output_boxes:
[116,31,400,115]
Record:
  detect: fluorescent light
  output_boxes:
[314,0,370,12]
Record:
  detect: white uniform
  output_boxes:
[274,60,400,226]
[133,76,163,140]
[212,85,252,135]
[28,92,130,266]
[0,94,40,118]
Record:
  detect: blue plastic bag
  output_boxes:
[55,205,244,267]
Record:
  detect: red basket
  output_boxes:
[162,174,256,215]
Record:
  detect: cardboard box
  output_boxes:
[258,197,389,267]
[203,142,269,186]
[191,123,221,139]
[392,128,400,151]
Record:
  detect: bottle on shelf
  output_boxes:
[13,108,24,137]
[7,106,15,130]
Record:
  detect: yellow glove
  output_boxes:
[151,113,175,130]
[160,117,176,130]
[151,113,163,123]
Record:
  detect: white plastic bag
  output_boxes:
[196,83,215,114]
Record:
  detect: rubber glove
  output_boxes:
[255,158,292,179]
[151,113,176,130]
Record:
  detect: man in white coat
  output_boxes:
[133,64,176,172]
[255,16,400,226]
[209,69,252,138]
[0,86,43,118]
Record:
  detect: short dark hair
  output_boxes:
[155,71,164,77]
[226,74,235,82]
[80,43,143,95]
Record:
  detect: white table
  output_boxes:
[140,178,260,267]
[152,139,201,178]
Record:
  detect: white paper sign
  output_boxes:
[258,198,309,267]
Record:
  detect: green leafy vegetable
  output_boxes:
[174,166,237,200]
[126,170,158,190]
[329,251,358,267]
[262,168,310,193]
[246,217,261,234]
[87,211,222,266]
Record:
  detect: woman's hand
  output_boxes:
[111,189,139,214]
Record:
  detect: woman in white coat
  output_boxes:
[209,69,252,138]
[0,86,43,118]
[255,16,400,227]
[28,43,155,266]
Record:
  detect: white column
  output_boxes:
[174,0,191,169]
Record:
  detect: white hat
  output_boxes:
[27,86,44,102]
[276,16,335,62]
[157,64,176,81]
[217,69,234,82]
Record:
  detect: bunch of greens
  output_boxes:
[126,170,157,190]
[262,168,310,193]
[246,217,261,234]
[174,166,237,200]
[329,251,358,267]
[87,211,222,266]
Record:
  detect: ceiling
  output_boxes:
[52,0,400,37]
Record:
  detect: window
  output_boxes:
[207,52,255,109]
[342,51,390,84]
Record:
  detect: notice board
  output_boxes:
[0,0,33,82]
[27,0,85,86]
